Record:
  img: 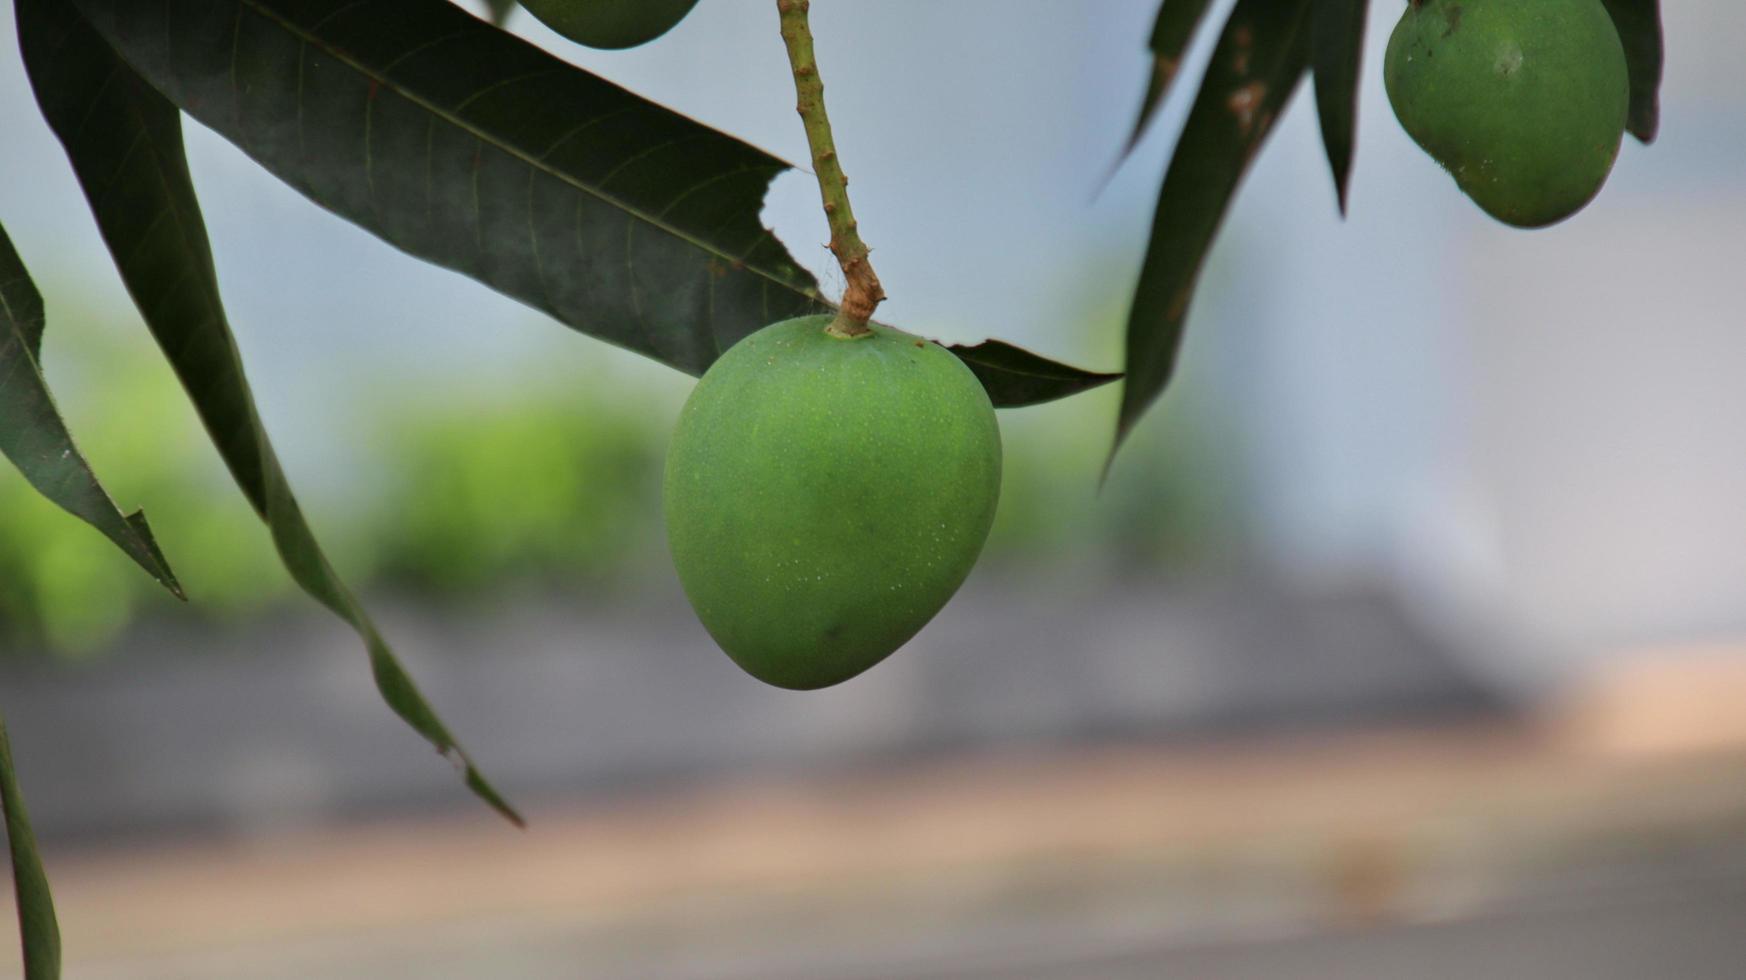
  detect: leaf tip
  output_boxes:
[1101,411,1140,491]
[465,766,527,828]
[123,510,187,600]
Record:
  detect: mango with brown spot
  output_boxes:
[1385,0,1629,227]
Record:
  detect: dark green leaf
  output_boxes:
[0,220,183,599]
[1311,0,1368,212]
[1114,0,1314,462]
[1119,0,1217,162]
[0,231,45,365]
[18,0,520,825]
[947,339,1120,409]
[69,0,822,376]
[62,0,1100,407]
[974,350,1114,409]
[0,711,60,980]
[1600,0,1662,143]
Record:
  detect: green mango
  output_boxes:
[1385,0,1629,228]
[518,0,700,50]
[663,315,1002,690]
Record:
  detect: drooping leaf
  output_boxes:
[63,0,1103,407]
[0,711,60,980]
[1311,0,1368,212]
[1600,0,1662,143]
[18,0,520,825]
[0,220,183,599]
[947,339,1120,409]
[1119,0,1218,162]
[0,232,45,366]
[1113,0,1314,462]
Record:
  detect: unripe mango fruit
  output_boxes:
[663,315,1001,690]
[1384,0,1629,228]
[518,0,700,50]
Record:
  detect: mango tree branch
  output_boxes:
[777,0,884,337]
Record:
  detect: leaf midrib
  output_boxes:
[236,0,822,305]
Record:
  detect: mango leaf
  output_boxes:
[1311,0,1368,213]
[0,230,45,365]
[0,221,183,599]
[0,711,60,980]
[1600,0,1662,143]
[948,339,1119,409]
[1119,0,1216,162]
[18,0,520,825]
[1114,0,1314,462]
[64,0,1101,407]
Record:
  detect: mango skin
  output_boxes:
[663,315,1001,690]
[1385,0,1629,228]
[519,0,700,50]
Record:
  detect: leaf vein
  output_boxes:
[231,0,803,299]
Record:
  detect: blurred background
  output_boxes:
[2,0,1745,976]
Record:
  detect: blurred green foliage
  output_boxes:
[0,310,291,653]
[989,390,1234,570]
[1,307,1233,657]
[365,384,667,597]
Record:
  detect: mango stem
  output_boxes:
[776,0,884,338]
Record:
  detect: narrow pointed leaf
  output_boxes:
[1600,0,1662,143]
[947,339,1120,409]
[1119,0,1217,162]
[1114,0,1314,461]
[0,221,183,598]
[1311,0,1368,213]
[0,711,60,980]
[18,0,520,825]
[62,0,1100,407]
[0,231,45,364]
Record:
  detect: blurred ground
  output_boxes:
[5,577,1746,978]
[20,724,1746,979]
